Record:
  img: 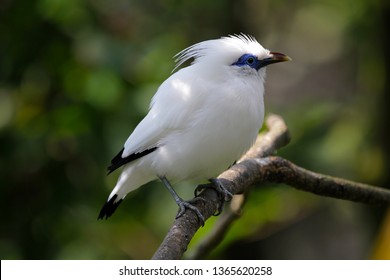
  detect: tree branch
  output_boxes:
[152,114,390,260]
[190,194,246,260]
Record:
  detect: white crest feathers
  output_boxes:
[173,34,267,72]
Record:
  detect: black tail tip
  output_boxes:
[98,194,123,220]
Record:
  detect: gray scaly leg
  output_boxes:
[159,176,205,226]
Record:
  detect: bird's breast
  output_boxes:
[153,78,265,182]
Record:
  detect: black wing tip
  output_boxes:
[107,147,158,175]
[106,167,116,175]
[107,148,125,175]
[98,194,123,220]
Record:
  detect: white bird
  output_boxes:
[98,34,290,223]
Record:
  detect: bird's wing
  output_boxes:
[108,68,201,174]
[107,112,166,174]
[107,146,158,174]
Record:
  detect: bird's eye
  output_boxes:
[246,56,255,65]
[232,54,259,69]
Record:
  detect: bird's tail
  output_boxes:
[98,194,123,220]
[98,163,155,220]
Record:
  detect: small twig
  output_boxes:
[258,156,390,205]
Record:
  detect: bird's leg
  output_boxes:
[194,178,233,216]
[159,176,205,226]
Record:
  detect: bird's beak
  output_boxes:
[261,52,291,67]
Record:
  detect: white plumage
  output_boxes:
[99,34,290,220]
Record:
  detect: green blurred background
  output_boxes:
[1,0,390,259]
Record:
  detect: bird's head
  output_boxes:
[173,34,290,76]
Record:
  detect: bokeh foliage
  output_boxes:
[0,0,389,259]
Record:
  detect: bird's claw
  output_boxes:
[210,178,233,201]
[175,198,205,227]
[194,183,208,197]
[194,178,233,216]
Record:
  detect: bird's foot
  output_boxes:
[160,176,205,226]
[176,197,205,226]
[194,178,233,216]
